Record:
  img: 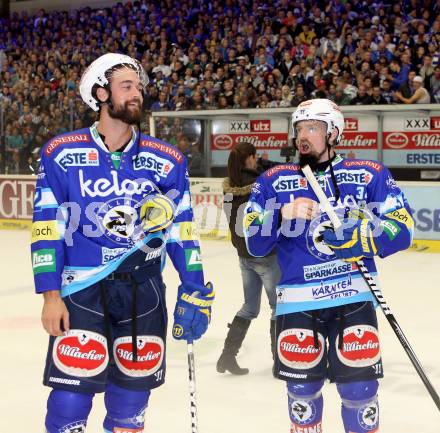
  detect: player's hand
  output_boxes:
[281,197,319,220]
[42,290,70,336]
[322,218,379,262]
[172,282,215,342]
[140,193,175,233]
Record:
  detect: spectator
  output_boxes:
[395,75,431,103]
[277,50,296,83]
[350,84,373,105]
[381,79,394,103]
[151,91,170,111]
[217,141,280,376]
[396,70,417,99]
[389,59,410,90]
[322,28,342,56]
[1,0,439,174]
[311,79,328,98]
[419,55,434,85]
[370,85,388,104]
[291,84,307,106]
[279,85,293,107]
[430,66,440,102]
[298,21,316,46]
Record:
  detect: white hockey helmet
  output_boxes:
[291,98,344,146]
[79,53,149,111]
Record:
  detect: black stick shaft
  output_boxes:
[301,164,440,412]
[357,262,440,411]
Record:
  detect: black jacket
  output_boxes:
[223,165,276,258]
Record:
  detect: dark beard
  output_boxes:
[108,101,142,124]
[299,152,321,169]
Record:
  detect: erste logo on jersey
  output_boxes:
[55,148,99,171]
[278,329,324,369]
[272,175,308,192]
[334,169,373,186]
[53,330,108,377]
[113,336,164,377]
[133,151,175,178]
[336,325,381,367]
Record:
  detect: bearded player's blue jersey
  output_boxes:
[244,154,414,315]
[31,123,204,297]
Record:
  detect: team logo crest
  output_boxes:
[97,198,143,246]
[306,212,338,261]
[358,403,379,430]
[290,400,316,425]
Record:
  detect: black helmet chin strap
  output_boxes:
[326,137,341,204]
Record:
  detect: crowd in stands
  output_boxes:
[1,0,440,173]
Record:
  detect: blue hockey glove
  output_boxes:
[172,282,215,342]
[322,218,380,262]
[140,193,175,233]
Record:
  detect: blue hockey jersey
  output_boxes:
[31,123,204,297]
[244,155,414,315]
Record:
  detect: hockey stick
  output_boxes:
[302,164,440,412]
[187,341,199,433]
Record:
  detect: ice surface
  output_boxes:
[1,230,439,432]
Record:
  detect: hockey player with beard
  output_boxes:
[244,99,414,433]
[31,53,214,433]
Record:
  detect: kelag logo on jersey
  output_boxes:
[272,175,307,192]
[133,151,174,177]
[55,148,99,171]
[79,170,155,198]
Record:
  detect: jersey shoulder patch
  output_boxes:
[139,135,184,164]
[342,158,383,172]
[44,128,92,157]
[263,163,301,178]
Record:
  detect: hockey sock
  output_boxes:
[45,389,94,433]
[287,380,324,433]
[337,380,379,433]
[103,381,151,432]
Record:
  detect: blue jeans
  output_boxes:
[237,254,281,320]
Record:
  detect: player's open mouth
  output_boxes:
[300,143,311,153]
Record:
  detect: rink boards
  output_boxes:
[1,175,439,252]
